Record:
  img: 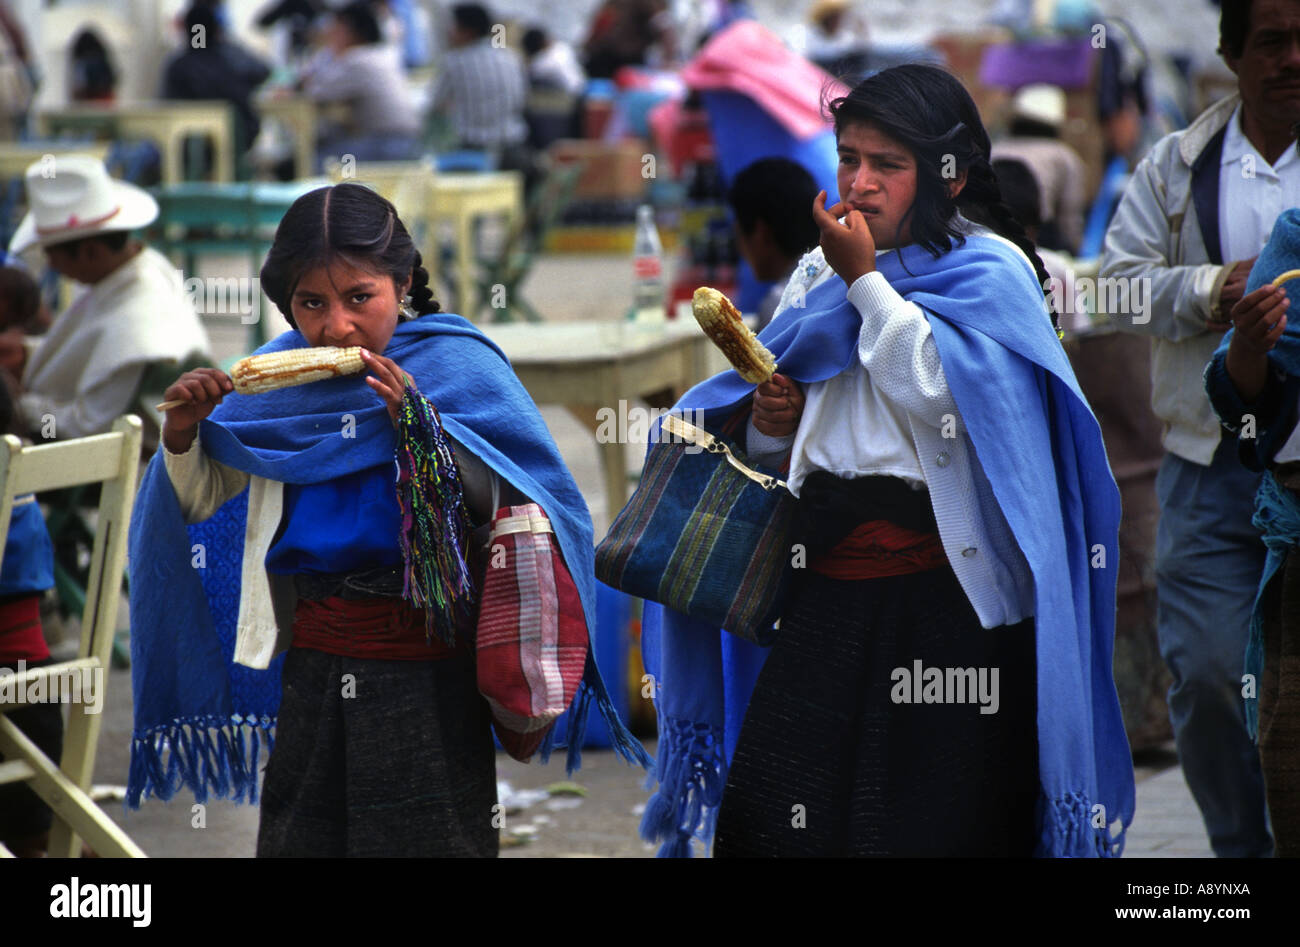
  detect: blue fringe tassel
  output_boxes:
[126,714,276,811]
[542,653,654,776]
[639,715,727,858]
[1037,791,1126,857]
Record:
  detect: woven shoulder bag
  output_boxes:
[595,411,793,645]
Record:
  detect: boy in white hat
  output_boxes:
[991,83,1087,255]
[1,154,209,445]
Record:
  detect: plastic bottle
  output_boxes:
[631,204,666,323]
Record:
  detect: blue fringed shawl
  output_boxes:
[127,316,650,808]
[640,234,1136,857]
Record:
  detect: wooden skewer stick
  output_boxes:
[155,399,188,411]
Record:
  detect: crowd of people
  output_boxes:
[0,0,1296,861]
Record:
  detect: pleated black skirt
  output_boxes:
[256,646,499,858]
[713,480,1040,857]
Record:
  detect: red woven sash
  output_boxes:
[291,596,468,661]
[809,520,948,580]
[0,594,47,662]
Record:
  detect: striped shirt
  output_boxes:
[431,38,528,148]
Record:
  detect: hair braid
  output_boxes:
[956,162,1061,333]
[408,250,440,315]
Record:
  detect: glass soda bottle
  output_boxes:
[631,204,666,323]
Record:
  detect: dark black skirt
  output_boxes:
[256,646,499,858]
[713,474,1040,857]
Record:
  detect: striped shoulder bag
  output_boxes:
[595,409,793,645]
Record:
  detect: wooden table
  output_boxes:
[482,319,714,528]
[431,171,522,318]
[38,102,235,184]
[0,143,111,181]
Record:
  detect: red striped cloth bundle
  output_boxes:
[476,504,589,762]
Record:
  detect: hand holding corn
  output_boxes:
[159,347,415,453]
[160,367,234,454]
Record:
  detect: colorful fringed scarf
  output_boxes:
[395,389,476,643]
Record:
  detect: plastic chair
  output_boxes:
[0,415,146,858]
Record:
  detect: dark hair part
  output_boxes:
[827,63,1059,330]
[728,157,821,260]
[1220,0,1252,60]
[452,3,492,38]
[260,182,439,328]
[47,230,130,256]
[337,1,382,46]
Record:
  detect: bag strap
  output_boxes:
[490,504,555,540]
[661,414,789,492]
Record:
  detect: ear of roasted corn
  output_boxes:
[692,286,777,385]
[230,345,366,394]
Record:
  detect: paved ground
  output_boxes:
[41,252,1221,858]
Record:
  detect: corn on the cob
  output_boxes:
[692,286,777,385]
[230,345,366,394]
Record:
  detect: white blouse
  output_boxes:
[744,218,1038,630]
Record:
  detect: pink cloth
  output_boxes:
[680,20,849,141]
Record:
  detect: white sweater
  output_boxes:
[747,231,1036,630]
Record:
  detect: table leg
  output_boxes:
[455,213,475,318]
[163,131,182,186]
[215,122,234,182]
[567,403,627,532]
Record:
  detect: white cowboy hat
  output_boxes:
[9,154,158,254]
[1011,83,1067,131]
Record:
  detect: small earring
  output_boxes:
[398,300,416,320]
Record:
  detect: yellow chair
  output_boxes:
[0,415,145,858]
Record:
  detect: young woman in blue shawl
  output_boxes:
[133,183,646,856]
[640,65,1135,857]
[1203,207,1300,856]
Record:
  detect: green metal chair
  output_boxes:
[148,180,326,348]
[473,160,585,323]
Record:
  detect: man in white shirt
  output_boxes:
[1099,0,1300,858]
[1,155,209,448]
[429,3,530,176]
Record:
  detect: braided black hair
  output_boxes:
[260,182,441,328]
[827,64,1060,331]
[408,250,438,316]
